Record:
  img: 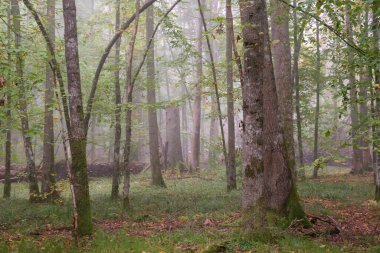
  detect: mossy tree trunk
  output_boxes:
[62,0,93,236]
[239,0,307,231]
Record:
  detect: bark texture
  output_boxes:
[292,0,305,172]
[346,6,363,174]
[190,5,203,171]
[146,4,165,187]
[3,2,12,199]
[166,107,185,172]
[123,0,140,209]
[226,0,236,191]
[239,0,306,231]
[372,1,380,201]
[42,0,59,200]
[62,0,93,236]
[111,0,121,199]
[313,22,321,178]
[270,0,296,178]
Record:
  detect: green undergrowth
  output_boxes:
[0,168,377,252]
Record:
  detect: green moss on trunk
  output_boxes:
[375,185,380,202]
[287,184,311,228]
[71,138,93,236]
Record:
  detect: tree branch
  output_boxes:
[84,0,158,133]
[277,0,366,56]
[22,0,72,137]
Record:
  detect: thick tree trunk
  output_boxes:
[190,6,203,171]
[346,6,363,174]
[226,0,236,191]
[166,107,185,173]
[3,2,12,199]
[62,0,93,236]
[11,0,40,202]
[146,4,165,187]
[270,0,296,178]
[239,0,306,231]
[41,0,59,201]
[313,22,321,178]
[111,0,121,199]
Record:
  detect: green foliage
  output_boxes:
[1,169,377,252]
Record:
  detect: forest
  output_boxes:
[0,0,379,252]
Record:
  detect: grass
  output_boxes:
[0,168,378,252]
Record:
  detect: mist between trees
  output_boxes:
[0,0,379,251]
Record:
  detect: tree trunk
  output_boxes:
[181,83,188,163]
[270,0,296,178]
[372,0,380,201]
[111,0,121,199]
[239,0,306,231]
[62,0,93,236]
[11,0,40,202]
[346,5,363,175]
[359,9,372,172]
[123,0,140,209]
[313,22,321,178]
[359,70,372,171]
[41,0,59,201]
[292,0,305,174]
[226,0,236,191]
[3,1,12,199]
[190,5,203,171]
[146,4,165,187]
[166,107,185,172]
[90,116,96,163]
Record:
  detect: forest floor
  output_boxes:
[0,167,379,252]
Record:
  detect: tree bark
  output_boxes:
[226,0,236,191]
[41,0,59,201]
[62,0,93,236]
[313,22,321,178]
[239,0,306,231]
[270,0,296,179]
[111,0,122,200]
[359,9,372,171]
[166,107,185,172]
[123,0,140,209]
[372,0,380,201]
[3,1,12,199]
[11,0,40,202]
[190,4,203,172]
[345,5,363,175]
[146,4,165,187]
[293,0,305,172]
